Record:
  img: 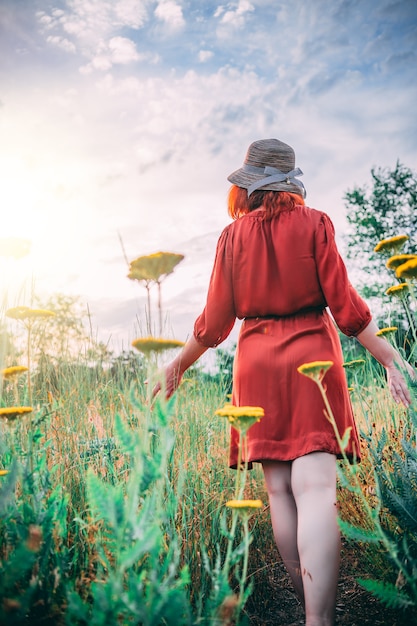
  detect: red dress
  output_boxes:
[193,205,371,467]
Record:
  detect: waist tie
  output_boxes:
[244,306,325,321]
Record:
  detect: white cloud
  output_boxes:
[79,36,141,73]
[216,0,254,27]
[109,36,140,64]
[3,0,417,350]
[37,13,53,27]
[37,0,151,71]
[51,8,66,18]
[198,49,214,62]
[114,0,149,28]
[62,19,87,37]
[85,55,112,72]
[213,5,224,18]
[154,0,185,30]
[46,35,76,53]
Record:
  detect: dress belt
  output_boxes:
[244,306,325,320]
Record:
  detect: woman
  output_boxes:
[159,139,412,626]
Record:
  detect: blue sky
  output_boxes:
[1,0,416,354]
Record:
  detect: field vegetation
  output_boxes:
[1,164,417,625]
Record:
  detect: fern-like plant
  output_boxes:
[341,374,417,613]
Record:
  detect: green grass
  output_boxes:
[1,291,416,623]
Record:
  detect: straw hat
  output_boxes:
[227,138,306,198]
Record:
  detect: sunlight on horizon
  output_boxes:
[0,141,101,306]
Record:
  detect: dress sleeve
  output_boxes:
[315,213,372,336]
[193,227,236,347]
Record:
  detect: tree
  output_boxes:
[109,350,147,387]
[343,162,417,357]
[32,293,87,357]
[344,161,417,300]
[213,343,236,395]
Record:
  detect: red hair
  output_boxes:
[227,186,305,220]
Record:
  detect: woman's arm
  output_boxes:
[154,228,236,399]
[356,320,414,407]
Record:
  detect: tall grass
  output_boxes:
[1,330,415,624]
[1,239,417,624]
[0,341,270,624]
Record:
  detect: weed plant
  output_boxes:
[330,235,417,613]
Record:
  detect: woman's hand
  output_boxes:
[152,335,208,400]
[151,360,181,400]
[356,321,415,408]
[154,361,183,400]
[386,361,414,407]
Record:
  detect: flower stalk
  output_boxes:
[214,403,264,622]
[298,360,417,602]
[128,252,184,335]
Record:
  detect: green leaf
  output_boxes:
[165,394,177,418]
[114,412,137,455]
[357,577,414,609]
[219,508,235,540]
[338,518,380,543]
[153,394,177,426]
[0,543,37,590]
[32,429,44,443]
[340,427,352,451]
[336,465,360,492]
[0,459,19,515]
[86,469,118,527]
[66,590,90,624]
[230,537,252,565]
[119,527,160,572]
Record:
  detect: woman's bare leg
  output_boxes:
[262,460,305,605]
[291,452,340,626]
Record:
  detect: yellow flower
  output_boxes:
[226,499,263,519]
[128,252,184,283]
[6,306,30,320]
[5,307,55,321]
[226,499,263,509]
[342,359,365,370]
[0,406,33,420]
[297,361,333,382]
[374,235,409,254]
[386,254,417,271]
[215,404,264,433]
[2,365,28,380]
[376,327,398,337]
[396,258,417,280]
[385,283,410,298]
[0,470,9,476]
[132,336,185,356]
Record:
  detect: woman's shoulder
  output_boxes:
[222,205,333,233]
[295,203,327,219]
[221,209,264,232]
[293,204,335,229]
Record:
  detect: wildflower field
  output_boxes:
[1,241,417,626]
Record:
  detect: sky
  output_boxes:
[1,0,416,358]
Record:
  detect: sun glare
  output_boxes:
[0,152,83,305]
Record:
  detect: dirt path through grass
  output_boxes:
[245,539,417,625]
